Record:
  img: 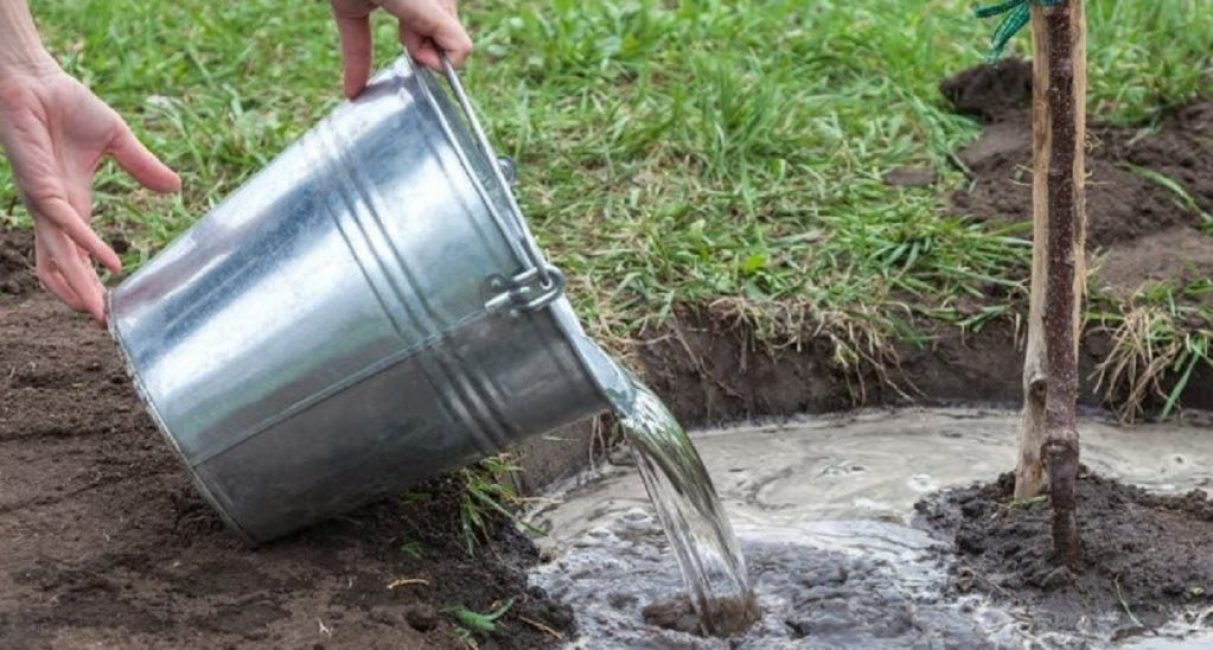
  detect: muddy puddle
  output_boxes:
[526,408,1213,648]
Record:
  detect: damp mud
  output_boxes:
[527,409,1213,648]
[918,471,1213,641]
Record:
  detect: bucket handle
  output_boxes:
[439,54,557,297]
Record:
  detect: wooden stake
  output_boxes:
[1016,0,1086,567]
[1014,13,1052,498]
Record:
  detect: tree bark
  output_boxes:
[1016,0,1086,567]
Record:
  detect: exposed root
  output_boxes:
[1093,302,1212,423]
[518,615,564,640]
[707,297,912,407]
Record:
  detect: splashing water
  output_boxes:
[611,376,759,636]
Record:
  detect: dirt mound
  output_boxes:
[0,230,37,297]
[939,57,1033,122]
[0,228,571,649]
[944,61,1213,264]
[1097,226,1213,299]
[915,471,1213,634]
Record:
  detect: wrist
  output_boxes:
[0,1,58,80]
[0,47,58,81]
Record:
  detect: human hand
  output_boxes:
[0,64,181,324]
[330,0,472,99]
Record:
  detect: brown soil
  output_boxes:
[635,309,1213,427]
[914,471,1213,634]
[905,65,1213,639]
[0,228,570,649]
[944,58,1213,256]
[0,229,37,297]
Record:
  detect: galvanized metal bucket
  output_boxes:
[108,56,632,544]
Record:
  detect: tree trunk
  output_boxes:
[1015,0,1086,567]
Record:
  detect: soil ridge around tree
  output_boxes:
[915,470,1213,636]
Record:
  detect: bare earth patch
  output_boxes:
[946,58,1213,252]
[1097,227,1213,299]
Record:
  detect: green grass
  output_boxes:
[445,598,516,647]
[459,453,542,555]
[2,0,1212,371]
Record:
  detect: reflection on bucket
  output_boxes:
[108,56,630,543]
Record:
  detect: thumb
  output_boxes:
[108,121,182,194]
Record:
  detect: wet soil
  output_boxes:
[636,308,1213,428]
[932,68,1213,629]
[532,410,1213,647]
[620,64,1213,643]
[915,471,1213,636]
[0,229,571,649]
[640,594,759,638]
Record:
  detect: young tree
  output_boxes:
[978,0,1085,567]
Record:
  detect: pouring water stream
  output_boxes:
[606,373,760,635]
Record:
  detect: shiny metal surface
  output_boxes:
[108,56,630,544]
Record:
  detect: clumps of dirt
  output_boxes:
[1097,227,1213,300]
[915,471,1213,633]
[1106,101,1213,212]
[939,57,1034,122]
[943,60,1213,278]
[0,230,37,296]
[640,593,760,638]
[0,228,571,649]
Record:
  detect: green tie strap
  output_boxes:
[975,0,1063,59]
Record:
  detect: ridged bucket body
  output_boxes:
[108,57,629,543]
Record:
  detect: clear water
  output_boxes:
[611,376,759,636]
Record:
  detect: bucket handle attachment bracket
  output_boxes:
[484,265,565,315]
[439,54,558,297]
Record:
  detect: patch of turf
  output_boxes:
[2,0,1211,355]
